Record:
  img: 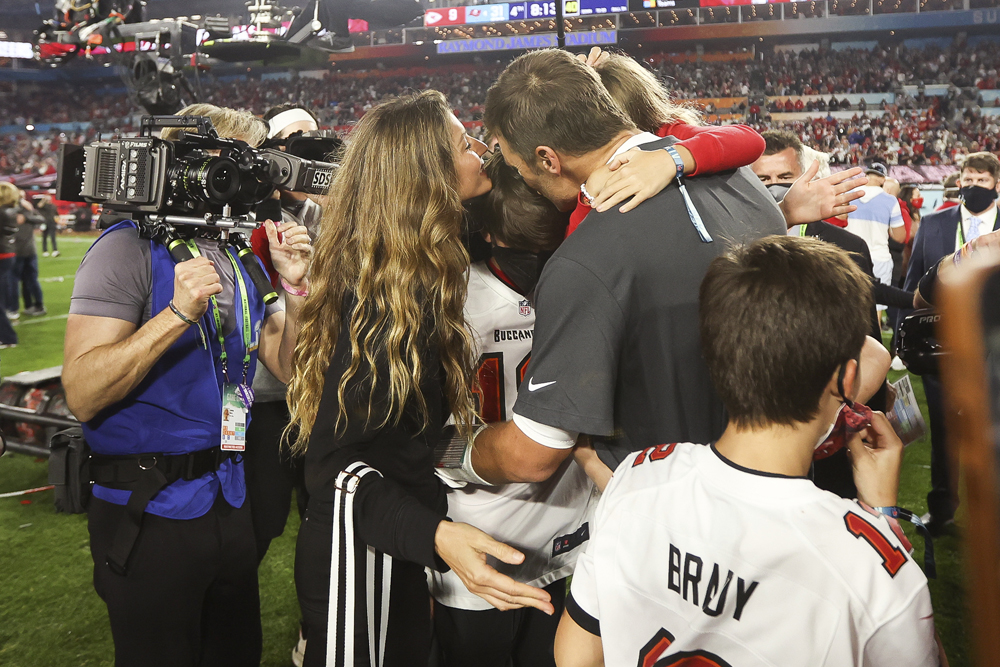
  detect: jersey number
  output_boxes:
[471,351,531,423]
[638,628,733,667]
[844,512,906,577]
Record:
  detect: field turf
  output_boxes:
[0,233,970,666]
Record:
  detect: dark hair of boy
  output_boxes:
[262,103,320,125]
[483,48,635,170]
[479,150,569,252]
[761,129,803,156]
[700,236,873,429]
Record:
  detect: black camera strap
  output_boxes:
[92,447,237,575]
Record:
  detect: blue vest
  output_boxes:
[84,221,267,519]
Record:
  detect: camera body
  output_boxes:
[57,115,337,219]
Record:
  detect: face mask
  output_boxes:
[909,197,924,210]
[960,185,999,214]
[491,246,553,296]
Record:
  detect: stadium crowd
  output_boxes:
[6,36,1000,667]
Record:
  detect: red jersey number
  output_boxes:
[638,628,733,667]
[472,351,532,423]
[844,512,907,577]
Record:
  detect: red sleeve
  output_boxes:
[250,226,280,287]
[658,122,766,176]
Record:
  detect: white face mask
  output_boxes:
[814,404,844,450]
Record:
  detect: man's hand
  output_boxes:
[780,163,867,227]
[172,256,222,322]
[264,220,312,289]
[846,412,903,508]
[434,521,555,615]
[585,146,694,213]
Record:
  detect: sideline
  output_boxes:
[12,314,70,326]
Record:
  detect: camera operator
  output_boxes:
[62,104,313,667]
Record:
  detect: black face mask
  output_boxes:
[491,246,553,297]
[960,185,998,214]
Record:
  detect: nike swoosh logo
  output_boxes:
[528,378,557,391]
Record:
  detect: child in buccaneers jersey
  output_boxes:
[431,153,599,667]
[555,236,944,667]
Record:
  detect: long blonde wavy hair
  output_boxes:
[286,90,478,453]
[596,53,702,132]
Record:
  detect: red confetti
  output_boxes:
[20,500,32,505]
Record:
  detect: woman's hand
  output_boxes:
[435,520,555,615]
[585,146,694,213]
[264,219,312,289]
[779,163,867,227]
[576,47,609,68]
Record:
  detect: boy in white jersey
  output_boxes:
[432,153,598,666]
[555,236,945,667]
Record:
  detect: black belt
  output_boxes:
[90,447,238,575]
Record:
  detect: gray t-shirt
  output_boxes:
[513,136,786,467]
[71,227,277,335]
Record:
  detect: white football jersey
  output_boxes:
[568,442,938,667]
[430,262,599,611]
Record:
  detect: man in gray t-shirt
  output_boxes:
[471,49,784,483]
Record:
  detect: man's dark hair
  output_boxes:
[700,236,872,429]
[942,172,960,190]
[961,151,1000,181]
[262,103,320,125]
[760,130,803,157]
[478,151,569,252]
[483,49,635,169]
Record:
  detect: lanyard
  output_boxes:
[798,224,808,237]
[184,240,252,386]
[872,505,936,579]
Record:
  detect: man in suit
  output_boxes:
[904,151,1000,533]
[754,130,891,499]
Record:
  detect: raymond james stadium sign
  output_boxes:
[436,30,616,54]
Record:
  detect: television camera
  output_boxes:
[56,114,338,305]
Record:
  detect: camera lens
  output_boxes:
[170,155,241,205]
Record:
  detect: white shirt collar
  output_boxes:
[961,202,998,234]
[609,132,661,163]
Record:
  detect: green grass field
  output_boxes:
[0,234,971,666]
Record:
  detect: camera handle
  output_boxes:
[160,229,279,306]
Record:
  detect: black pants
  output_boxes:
[244,400,307,562]
[923,375,957,520]
[296,505,433,667]
[434,579,567,667]
[42,222,57,252]
[87,494,262,667]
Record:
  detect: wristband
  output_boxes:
[168,300,197,326]
[663,146,713,243]
[872,505,936,578]
[281,277,309,297]
[433,424,493,487]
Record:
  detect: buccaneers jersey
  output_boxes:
[567,443,938,667]
[430,261,599,611]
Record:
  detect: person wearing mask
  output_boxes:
[555,236,943,667]
[903,151,1000,536]
[62,104,312,667]
[250,102,328,667]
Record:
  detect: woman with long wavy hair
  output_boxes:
[287,90,553,667]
